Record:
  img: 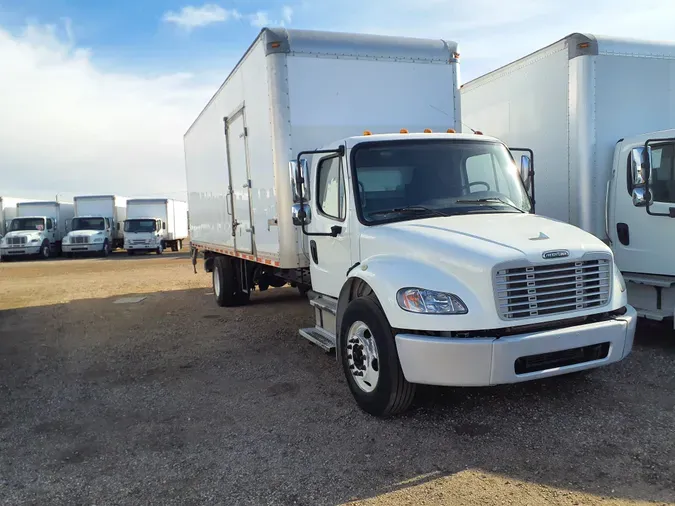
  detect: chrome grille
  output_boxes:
[72,236,89,244]
[495,257,612,320]
[132,239,147,244]
[7,236,26,246]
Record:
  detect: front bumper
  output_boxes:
[125,244,157,251]
[395,305,637,387]
[0,245,41,256]
[63,243,105,252]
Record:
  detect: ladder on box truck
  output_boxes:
[185,27,636,417]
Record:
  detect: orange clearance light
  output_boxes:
[578,42,590,49]
[424,128,433,133]
[452,52,460,59]
[363,130,372,136]
[447,128,456,133]
[400,128,409,134]
[475,130,483,135]
[270,41,281,48]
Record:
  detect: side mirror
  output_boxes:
[330,225,342,237]
[162,221,166,230]
[631,147,650,186]
[519,155,532,191]
[290,159,311,203]
[292,203,311,225]
[632,187,652,207]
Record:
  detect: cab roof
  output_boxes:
[322,131,502,151]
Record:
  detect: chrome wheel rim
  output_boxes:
[214,268,221,298]
[347,321,380,393]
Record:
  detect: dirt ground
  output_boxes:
[0,252,674,506]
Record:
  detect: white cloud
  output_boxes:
[163,4,241,29]
[282,6,293,25]
[0,21,222,200]
[249,11,270,29]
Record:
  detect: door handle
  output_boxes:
[310,240,318,264]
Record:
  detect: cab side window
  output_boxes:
[46,219,53,230]
[317,156,346,220]
[648,144,675,203]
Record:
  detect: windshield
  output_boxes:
[124,219,156,233]
[72,217,105,231]
[10,218,45,232]
[352,139,532,224]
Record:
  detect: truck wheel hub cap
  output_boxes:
[347,321,379,393]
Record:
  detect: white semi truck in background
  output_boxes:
[461,33,675,326]
[62,195,128,257]
[184,27,636,417]
[0,200,74,260]
[124,198,189,255]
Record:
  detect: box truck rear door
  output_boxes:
[225,108,253,254]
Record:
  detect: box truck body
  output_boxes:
[184,27,635,417]
[124,198,188,254]
[62,195,128,256]
[0,201,74,259]
[461,33,675,323]
[185,27,462,268]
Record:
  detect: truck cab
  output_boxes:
[0,216,56,260]
[608,129,675,321]
[62,216,114,257]
[293,131,636,416]
[124,217,165,255]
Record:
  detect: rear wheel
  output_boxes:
[213,256,250,307]
[340,296,416,417]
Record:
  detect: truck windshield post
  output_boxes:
[296,146,345,237]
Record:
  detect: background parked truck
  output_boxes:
[461,33,675,326]
[0,196,28,238]
[0,200,74,260]
[124,198,188,255]
[62,195,127,257]
[184,27,635,417]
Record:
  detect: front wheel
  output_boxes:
[340,296,416,417]
[101,240,110,257]
[156,245,163,255]
[39,241,51,260]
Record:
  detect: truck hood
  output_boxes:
[2,230,43,241]
[67,230,105,238]
[360,213,610,267]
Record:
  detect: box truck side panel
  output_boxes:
[185,38,275,258]
[173,200,189,239]
[286,56,459,154]
[461,44,571,224]
[582,53,675,238]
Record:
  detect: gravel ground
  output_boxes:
[0,252,674,505]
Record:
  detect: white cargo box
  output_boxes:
[185,27,461,269]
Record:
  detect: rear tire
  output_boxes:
[213,256,250,307]
[340,296,416,417]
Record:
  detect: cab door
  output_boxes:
[307,154,353,298]
[609,140,675,277]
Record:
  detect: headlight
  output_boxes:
[30,238,39,243]
[396,288,468,314]
[93,236,104,243]
[62,237,69,244]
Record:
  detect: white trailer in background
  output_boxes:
[0,201,75,260]
[124,198,188,255]
[184,27,635,417]
[461,33,675,325]
[62,195,128,257]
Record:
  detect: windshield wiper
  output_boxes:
[368,205,448,218]
[455,197,526,213]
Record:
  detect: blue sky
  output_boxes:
[1,0,674,200]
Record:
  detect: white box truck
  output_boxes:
[1,196,27,238]
[124,198,188,255]
[185,27,636,417]
[461,33,675,325]
[0,200,74,260]
[62,195,128,257]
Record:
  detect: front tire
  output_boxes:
[39,241,51,260]
[340,296,416,417]
[101,240,110,257]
